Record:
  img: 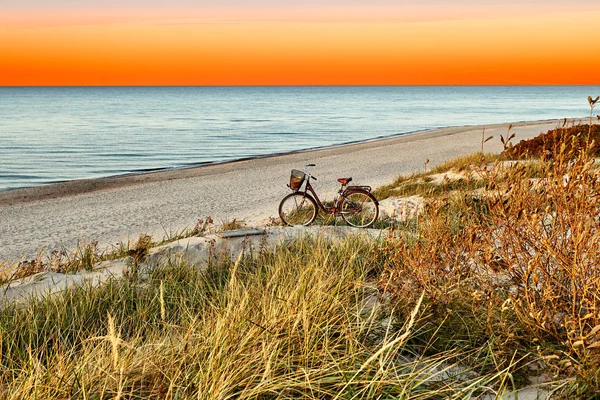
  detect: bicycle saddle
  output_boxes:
[337,177,352,185]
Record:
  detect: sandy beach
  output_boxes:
[0,119,568,261]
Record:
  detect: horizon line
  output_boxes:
[3,84,600,88]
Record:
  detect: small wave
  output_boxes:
[229,119,272,123]
[327,116,364,120]
[167,117,195,121]
[0,174,45,180]
[97,153,147,158]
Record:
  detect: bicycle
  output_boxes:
[279,163,379,228]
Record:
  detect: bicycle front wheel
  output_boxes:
[340,191,379,228]
[279,193,318,226]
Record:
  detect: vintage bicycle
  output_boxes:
[279,163,379,228]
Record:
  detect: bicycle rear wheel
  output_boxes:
[340,191,379,228]
[279,193,318,226]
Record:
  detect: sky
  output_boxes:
[1,0,600,85]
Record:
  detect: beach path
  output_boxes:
[0,120,565,261]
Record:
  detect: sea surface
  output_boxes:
[1,86,599,191]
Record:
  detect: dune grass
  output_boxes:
[372,153,498,201]
[0,217,222,286]
[0,235,518,399]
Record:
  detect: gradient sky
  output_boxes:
[2,0,600,85]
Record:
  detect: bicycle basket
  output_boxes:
[289,169,305,190]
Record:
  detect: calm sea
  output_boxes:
[1,86,599,191]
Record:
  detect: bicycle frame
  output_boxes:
[302,179,336,214]
[297,178,374,216]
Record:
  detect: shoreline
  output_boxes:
[0,118,564,208]
[0,118,581,261]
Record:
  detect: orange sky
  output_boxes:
[2,4,600,85]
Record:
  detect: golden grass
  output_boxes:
[373,153,497,201]
[0,236,515,399]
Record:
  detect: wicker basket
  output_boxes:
[289,169,305,190]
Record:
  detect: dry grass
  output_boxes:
[380,128,600,398]
[503,124,600,159]
[1,218,226,285]
[0,236,515,399]
[373,153,498,202]
[0,240,102,285]
[431,152,498,174]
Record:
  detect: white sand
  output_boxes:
[0,119,570,261]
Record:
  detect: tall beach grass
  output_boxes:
[0,235,515,399]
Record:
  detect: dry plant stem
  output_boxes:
[481,128,493,154]
[588,95,599,137]
[500,124,516,151]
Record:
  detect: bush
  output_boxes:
[503,124,600,159]
[382,130,600,396]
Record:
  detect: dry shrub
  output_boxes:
[220,218,247,231]
[1,257,44,284]
[482,138,600,387]
[381,200,483,314]
[504,124,600,159]
[382,129,600,394]
[190,216,213,235]
[379,195,520,367]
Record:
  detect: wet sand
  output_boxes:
[0,119,566,261]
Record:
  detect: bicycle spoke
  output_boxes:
[340,192,378,228]
[279,193,317,226]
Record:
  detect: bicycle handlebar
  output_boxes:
[304,163,317,180]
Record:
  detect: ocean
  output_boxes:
[1,86,599,191]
